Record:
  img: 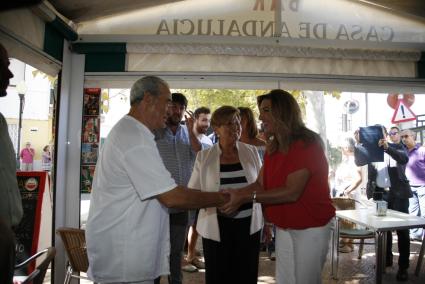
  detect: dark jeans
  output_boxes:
[202,216,260,284]
[168,212,189,284]
[381,191,410,269]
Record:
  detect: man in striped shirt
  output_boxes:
[154,93,209,283]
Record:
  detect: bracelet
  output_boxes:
[252,191,257,203]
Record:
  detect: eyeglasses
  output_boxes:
[389,131,399,136]
[401,135,410,139]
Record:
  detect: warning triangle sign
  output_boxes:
[391,99,416,123]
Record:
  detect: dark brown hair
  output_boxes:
[194,106,210,119]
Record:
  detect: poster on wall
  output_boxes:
[81,143,99,164]
[82,116,100,144]
[83,88,101,115]
[81,88,101,194]
[81,165,96,193]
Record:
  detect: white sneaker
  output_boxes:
[182,264,197,273]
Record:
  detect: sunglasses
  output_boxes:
[401,135,410,139]
[389,131,399,136]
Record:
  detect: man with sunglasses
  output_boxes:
[388,126,402,144]
[401,129,425,242]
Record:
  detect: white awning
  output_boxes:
[0,8,61,76]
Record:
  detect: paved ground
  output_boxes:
[57,236,424,284]
[162,237,425,284]
[321,238,425,284]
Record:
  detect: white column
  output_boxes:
[54,40,85,284]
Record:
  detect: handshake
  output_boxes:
[217,189,249,214]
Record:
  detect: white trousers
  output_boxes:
[21,162,33,171]
[275,220,333,284]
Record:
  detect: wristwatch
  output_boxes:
[252,191,257,202]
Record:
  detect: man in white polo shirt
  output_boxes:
[86,76,228,284]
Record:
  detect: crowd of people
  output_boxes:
[85,78,336,284]
[84,75,425,283]
[354,125,412,281]
[1,39,424,284]
[329,124,425,282]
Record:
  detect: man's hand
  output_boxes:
[185,110,195,133]
[218,189,245,215]
[218,191,230,206]
[354,129,360,144]
[378,138,388,150]
[185,109,203,152]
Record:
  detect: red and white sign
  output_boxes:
[24,177,38,191]
[387,93,415,109]
[391,99,416,123]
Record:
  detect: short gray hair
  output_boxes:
[130,76,169,106]
[401,129,416,137]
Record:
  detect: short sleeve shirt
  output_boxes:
[264,140,335,229]
[20,148,34,163]
[86,115,177,283]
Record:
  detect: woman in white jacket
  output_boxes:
[188,106,263,284]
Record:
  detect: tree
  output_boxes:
[303,90,341,158]
[174,89,307,117]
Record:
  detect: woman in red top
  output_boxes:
[221,89,335,284]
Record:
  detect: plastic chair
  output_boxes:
[332,197,375,259]
[56,227,90,284]
[14,246,56,284]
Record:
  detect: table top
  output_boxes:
[336,208,425,231]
